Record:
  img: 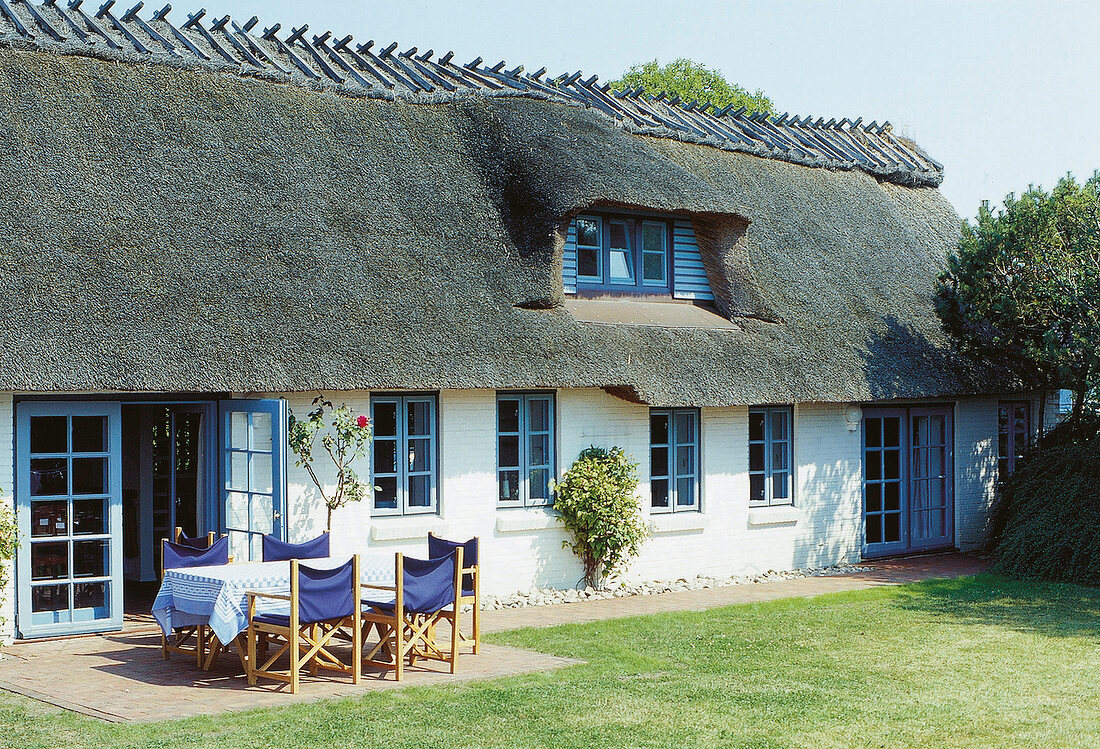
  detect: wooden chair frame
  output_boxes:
[245,556,362,694]
[429,533,481,655]
[174,527,217,547]
[160,537,214,667]
[361,549,462,681]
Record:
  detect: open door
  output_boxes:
[219,399,287,562]
[15,402,124,638]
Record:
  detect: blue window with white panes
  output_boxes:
[572,212,671,293]
[371,394,438,516]
[650,409,700,512]
[497,393,555,507]
[748,407,793,506]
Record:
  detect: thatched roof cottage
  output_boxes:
[0,0,1029,640]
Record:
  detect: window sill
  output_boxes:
[496,508,560,533]
[747,506,799,527]
[649,512,706,534]
[370,516,447,542]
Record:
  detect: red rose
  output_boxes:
[357,415,369,429]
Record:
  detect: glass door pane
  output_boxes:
[219,400,286,561]
[17,402,123,638]
[909,408,953,551]
[862,409,907,557]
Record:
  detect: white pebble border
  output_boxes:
[480,563,875,610]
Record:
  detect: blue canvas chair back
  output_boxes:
[427,534,477,593]
[403,553,458,615]
[262,532,330,562]
[163,535,230,571]
[297,558,356,625]
[175,532,209,550]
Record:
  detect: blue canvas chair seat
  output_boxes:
[361,550,463,681]
[161,535,231,666]
[246,556,361,694]
[262,532,330,562]
[427,533,481,654]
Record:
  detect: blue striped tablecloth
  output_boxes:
[152,554,395,646]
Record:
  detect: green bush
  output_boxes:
[551,446,648,589]
[991,415,1100,583]
[0,491,15,639]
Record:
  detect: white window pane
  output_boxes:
[251,412,272,452]
[228,530,250,561]
[226,491,249,529]
[230,412,248,449]
[771,410,788,441]
[609,249,634,282]
[250,494,273,534]
[229,451,249,491]
[252,452,273,494]
[529,468,549,500]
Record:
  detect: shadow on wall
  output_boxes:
[891,575,1100,639]
[782,449,864,570]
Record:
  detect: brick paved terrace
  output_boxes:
[0,552,988,723]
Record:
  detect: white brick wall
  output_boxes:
[0,394,14,643]
[0,389,1013,638]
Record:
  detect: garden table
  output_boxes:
[152,554,395,670]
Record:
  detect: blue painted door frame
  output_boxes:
[15,401,124,638]
[862,405,955,558]
[219,399,287,561]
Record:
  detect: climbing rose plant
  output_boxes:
[288,396,374,531]
[0,490,15,643]
[551,446,648,589]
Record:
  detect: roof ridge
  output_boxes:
[0,0,943,186]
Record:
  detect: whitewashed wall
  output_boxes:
[0,394,15,643]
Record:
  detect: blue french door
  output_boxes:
[219,399,287,561]
[15,402,123,638]
[862,406,954,557]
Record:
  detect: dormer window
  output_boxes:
[573,212,671,294]
[564,211,714,301]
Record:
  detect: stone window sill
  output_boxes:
[496,508,560,533]
[649,513,706,534]
[370,517,448,542]
[747,506,799,527]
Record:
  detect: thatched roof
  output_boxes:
[0,7,1004,406]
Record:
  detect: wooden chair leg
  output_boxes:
[247,627,257,685]
[450,611,460,674]
[161,632,169,661]
[290,625,300,694]
[471,600,480,655]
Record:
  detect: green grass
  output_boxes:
[2,574,1099,748]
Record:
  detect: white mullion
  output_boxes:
[519,396,530,507]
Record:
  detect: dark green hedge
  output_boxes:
[991,415,1100,583]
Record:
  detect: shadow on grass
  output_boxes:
[891,573,1100,639]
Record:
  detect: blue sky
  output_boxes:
[208,0,1100,219]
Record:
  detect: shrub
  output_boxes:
[552,447,648,589]
[0,491,15,640]
[991,415,1100,583]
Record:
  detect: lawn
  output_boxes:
[1,574,1099,748]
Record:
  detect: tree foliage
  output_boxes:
[609,58,773,114]
[288,396,374,531]
[551,447,648,589]
[935,173,1100,415]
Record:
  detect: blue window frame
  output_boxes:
[497,393,555,507]
[371,394,438,516]
[650,409,700,512]
[749,407,793,506]
[574,211,672,294]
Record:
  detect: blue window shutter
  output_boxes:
[672,219,714,301]
[562,222,578,294]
